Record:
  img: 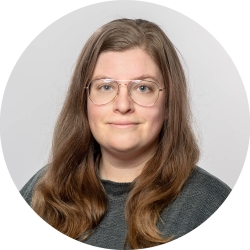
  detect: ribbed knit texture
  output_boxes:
[20,167,231,249]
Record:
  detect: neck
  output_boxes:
[99,147,156,183]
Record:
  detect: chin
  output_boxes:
[105,141,140,154]
[110,143,139,152]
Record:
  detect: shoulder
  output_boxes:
[175,166,231,215]
[159,166,231,238]
[20,166,48,205]
[183,166,231,202]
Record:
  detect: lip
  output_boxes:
[108,121,139,128]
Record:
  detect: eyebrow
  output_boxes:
[91,74,160,83]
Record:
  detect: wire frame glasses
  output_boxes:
[86,78,165,107]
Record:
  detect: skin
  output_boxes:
[87,48,166,182]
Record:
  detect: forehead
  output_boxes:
[92,48,163,82]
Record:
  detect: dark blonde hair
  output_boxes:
[32,19,199,249]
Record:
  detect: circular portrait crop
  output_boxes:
[0,1,249,250]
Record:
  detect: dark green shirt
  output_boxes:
[20,166,231,249]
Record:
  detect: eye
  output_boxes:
[137,85,151,92]
[96,81,117,92]
[133,82,154,94]
[99,84,112,91]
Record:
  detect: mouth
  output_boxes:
[108,122,139,129]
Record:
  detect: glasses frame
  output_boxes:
[85,78,165,107]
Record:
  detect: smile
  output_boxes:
[108,122,139,129]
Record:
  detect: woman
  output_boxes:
[20,18,231,249]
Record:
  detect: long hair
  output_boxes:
[32,19,200,249]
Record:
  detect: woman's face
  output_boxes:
[87,48,166,158]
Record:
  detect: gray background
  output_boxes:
[0,1,249,190]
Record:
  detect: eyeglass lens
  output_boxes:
[88,79,161,106]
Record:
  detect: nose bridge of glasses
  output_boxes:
[118,82,129,87]
[116,80,131,95]
[117,80,131,87]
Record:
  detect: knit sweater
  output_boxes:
[20,166,231,249]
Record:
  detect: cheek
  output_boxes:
[147,103,166,135]
[87,102,99,132]
[143,109,165,139]
[87,102,107,141]
[150,114,164,134]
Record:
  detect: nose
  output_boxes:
[113,83,134,114]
